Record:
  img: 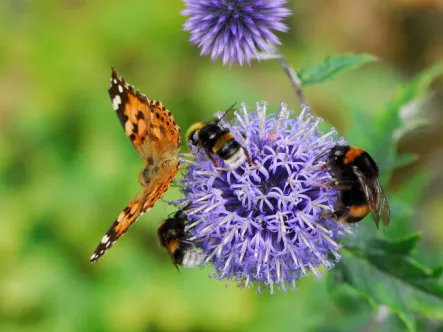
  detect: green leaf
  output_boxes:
[396,61,443,102]
[345,106,376,149]
[432,266,443,279]
[393,153,418,170]
[393,171,429,214]
[393,117,431,143]
[329,255,416,332]
[386,170,428,238]
[388,196,414,221]
[373,60,443,177]
[368,232,422,255]
[329,234,443,332]
[298,53,379,86]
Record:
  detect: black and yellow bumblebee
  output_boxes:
[186,105,253,169]
[314,145,391,228]
[157,209,205,270]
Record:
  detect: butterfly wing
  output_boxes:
[90,69,181,263]
[90,170,180,263]
[90,189,146,263]
[353,166,391,228]
[108,68,181,161]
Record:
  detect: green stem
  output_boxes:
[256,46,308,107]
[273,48,307,107]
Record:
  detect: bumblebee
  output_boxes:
[157,209,205,270]
[314,145,391,228]
[186,105,253,169]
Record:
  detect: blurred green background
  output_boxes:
[1,1,443,331]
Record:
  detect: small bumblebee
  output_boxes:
[157,209,205,270]
[314,145,391,228]
[186,105,253,169]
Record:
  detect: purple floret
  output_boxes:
[182,0,292,65]
[176,102,353,293]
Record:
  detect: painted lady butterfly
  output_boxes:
[90,68,181,263]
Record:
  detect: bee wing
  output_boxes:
[352,166,391,228]
[373,179,391,227]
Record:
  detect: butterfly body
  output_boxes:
[90,69,181,263]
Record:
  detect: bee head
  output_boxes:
[313,145,350,166]
[186,122,206,147]
[158,214,186,244]
[327,145,349,164]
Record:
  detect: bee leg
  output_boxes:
[178,238,193,245]
[335,181,354,190]
[312,180,353,190]
[320,208,349,223]
[205,150,219,167]
[319,211,336,220]
[243,147,259,168]
[311,180,338,188]
[316,164,327,171]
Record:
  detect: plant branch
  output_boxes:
[256,47,308,107]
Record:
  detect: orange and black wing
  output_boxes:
[108,68,181,162]
[90,190,146,263]
[90,168,180,264]
[90,69,181,263]
[353,166,391,229]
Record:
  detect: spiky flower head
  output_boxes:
[177,103,353,293]
[182,0,292,65]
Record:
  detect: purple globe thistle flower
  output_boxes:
[176,103,353,293]
[182,0,292,65]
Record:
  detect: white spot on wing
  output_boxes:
[112,95,122,111]
[140,207,151,217]
[101,235,110,244]
[118,85,123,93]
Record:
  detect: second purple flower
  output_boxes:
[182,0,292,65]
